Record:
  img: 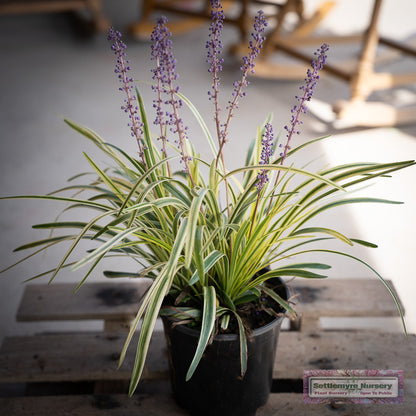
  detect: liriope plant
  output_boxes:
[1,0,414,396]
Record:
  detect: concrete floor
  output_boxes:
[0,0,415,344]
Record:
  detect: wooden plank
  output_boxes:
[275,332,416,379]
[289,278,402,318]
[2,329,415,385]
[16,278,400,323]
[259,393,416,415]
[0,330,167,383]
[1,393,415,416]
[16,280,152,322]
[0,394,186,416]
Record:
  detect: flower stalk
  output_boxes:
[151,17,194,186]
[267,43,329,214]
[107,27,147,170]
[206,4,267,218]
[280,43,329,164]
[151,19,172,177]
[215,10,268,167]
[206,0,225,151]
[250,123,274,236]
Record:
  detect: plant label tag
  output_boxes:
[303,369,403,404]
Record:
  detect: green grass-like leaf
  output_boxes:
[186,285,217,381]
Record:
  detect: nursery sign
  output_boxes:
[303,370,403,404]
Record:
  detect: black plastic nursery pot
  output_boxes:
[162,279,289,416]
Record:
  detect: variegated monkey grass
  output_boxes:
[1,3,415,396]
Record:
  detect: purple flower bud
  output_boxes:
[107,27,146,167]
[206,0,225,74]
[280,43,329,163]
[225,11,267,141]
[150,17,193,180]
[256,123,274,191]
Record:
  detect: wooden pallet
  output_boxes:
[1,278,415,415]
[1,392,416,416]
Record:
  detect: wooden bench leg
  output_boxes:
[333,0,416,127]
[348,0,382,103]
[261,0,302,60]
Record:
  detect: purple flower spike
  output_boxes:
[150,17,194,184]
[256,123,274,191]
[266,44,329,216]
[150,17,172,156]
[281,43,329,162]
[231,11,267,104]
[206,0,225,150]
[150,17,185,137]
[107,27,146,167]
[207,0,225,93]
[244,10,268,75]
[221,11,267,146]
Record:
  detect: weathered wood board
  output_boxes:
[16,280,152,322]
[3,278,413,415]
[1,329,415,384]
[16,279,401,325]
[259,393,416,415]
[1,393,415,416]
[289,278,402,318]
[0,331,167,383]
[275,332,416,379]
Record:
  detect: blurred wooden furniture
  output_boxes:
[129,0,245,40]
[0,0,109,32]
[1,278,415,414]
[129,0,301,41]
[254,0,416,127]
[130,0,416,127]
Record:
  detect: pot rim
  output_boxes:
[164,312,285,341]
[163,278,289,342]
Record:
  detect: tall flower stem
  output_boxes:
[167,80,195,187]
[249,123,274,237]
[207,0,230,214]
[215,10,267,168]
[207,5,267,220]
[108,27,148,171]
[151,30,172,177]
[207,0,224,153]
[151,17,195,187]
[218,10,266,221]
[267,43,329,215]
[155,71,172,177]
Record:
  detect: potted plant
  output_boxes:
[1,1,414,415]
